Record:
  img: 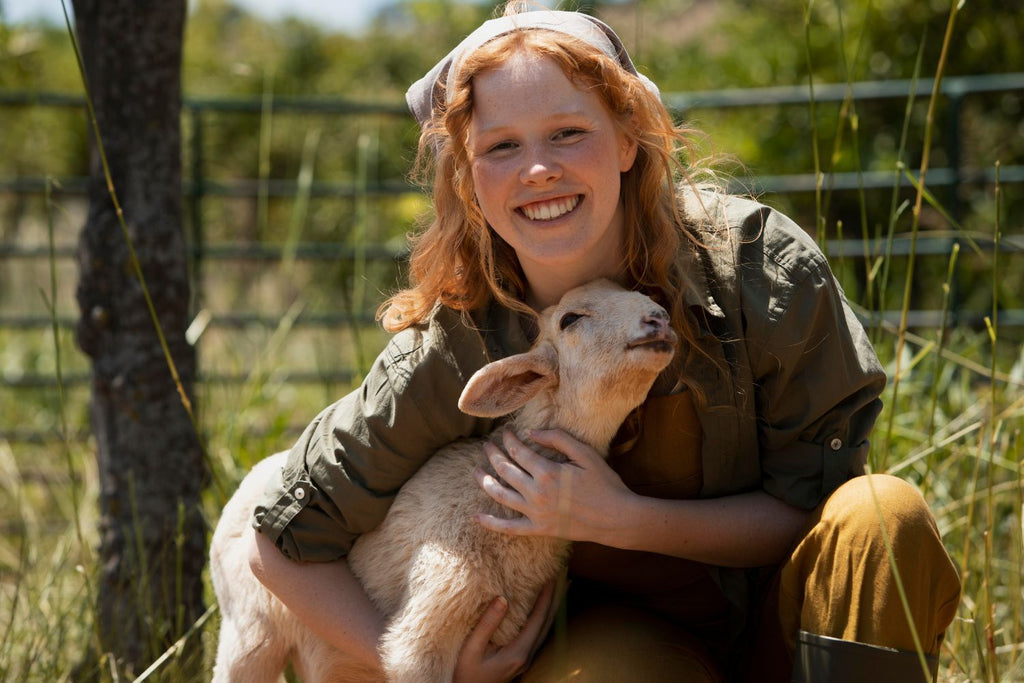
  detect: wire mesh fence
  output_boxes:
[1,74,1022,443]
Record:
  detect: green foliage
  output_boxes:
[0,23,87,183]
[0,0,1022,680]
[632,0,1024,89]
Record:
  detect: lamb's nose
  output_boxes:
[643,309,670,333]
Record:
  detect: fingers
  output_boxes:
[496,430,551,477]
[473,505,538,536]
[491,583,558,680]
[530,428,602,466]
[476,436,542,521]
[464,596,508,657]
[472,460,535,536]
[483,440,533,492]
[455,597,523,683]
[486,429,592,487]
[475,463,527,516]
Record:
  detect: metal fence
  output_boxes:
[2,73,1022,405]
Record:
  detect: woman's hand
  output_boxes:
[475,430,812,568]
[453,581,557,683]
[474,429,634,544]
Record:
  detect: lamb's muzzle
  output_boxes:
[627,309,676,352]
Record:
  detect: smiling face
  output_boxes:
[466,50,638,309]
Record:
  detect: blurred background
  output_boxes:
[0,1,1022,680]
[2,0,1020,443]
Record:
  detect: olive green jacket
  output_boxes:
[253,193,885,612]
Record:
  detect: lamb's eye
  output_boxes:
[559,312,585,330]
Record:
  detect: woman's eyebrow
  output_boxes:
[473,110,596,135]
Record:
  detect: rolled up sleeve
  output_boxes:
[253,307,493,562]
[746,219,886,510]
[253,423,353,562]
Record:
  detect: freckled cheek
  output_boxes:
[471,162,512,212]
[471,158,512,184]
[469,162,489,189]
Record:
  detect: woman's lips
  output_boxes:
[519,195,581,221]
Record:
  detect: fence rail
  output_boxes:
[2,75,1023,438]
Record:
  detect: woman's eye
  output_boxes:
[486,140,517,154]
[554,128,586,141]
[559,312,585,330]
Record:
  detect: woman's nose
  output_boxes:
[520,146,561,185]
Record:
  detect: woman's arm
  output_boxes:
[613,486,810,567]
[248,527,387,674]
[475,429,810,568]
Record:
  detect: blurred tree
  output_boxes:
[71,0,205,676]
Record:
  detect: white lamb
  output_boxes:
[210,279,678,682]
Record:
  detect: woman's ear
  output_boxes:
[618,127,639,173]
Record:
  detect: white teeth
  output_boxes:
[522,195,579,221]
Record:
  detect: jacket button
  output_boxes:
[294,487,306,500]
[829,438,843,451]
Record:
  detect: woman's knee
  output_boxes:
[794,474,961,652]
[820,474,938,548]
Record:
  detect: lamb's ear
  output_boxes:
[458,343,558,418]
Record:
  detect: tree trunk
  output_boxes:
[71,0,205,675]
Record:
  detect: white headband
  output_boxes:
[405,10,659,127]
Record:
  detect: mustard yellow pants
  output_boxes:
[521,475,962,682]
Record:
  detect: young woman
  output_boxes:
[247,5,960,681]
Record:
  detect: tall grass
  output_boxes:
[0,2,1021,683]
[821,2,1018,678]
